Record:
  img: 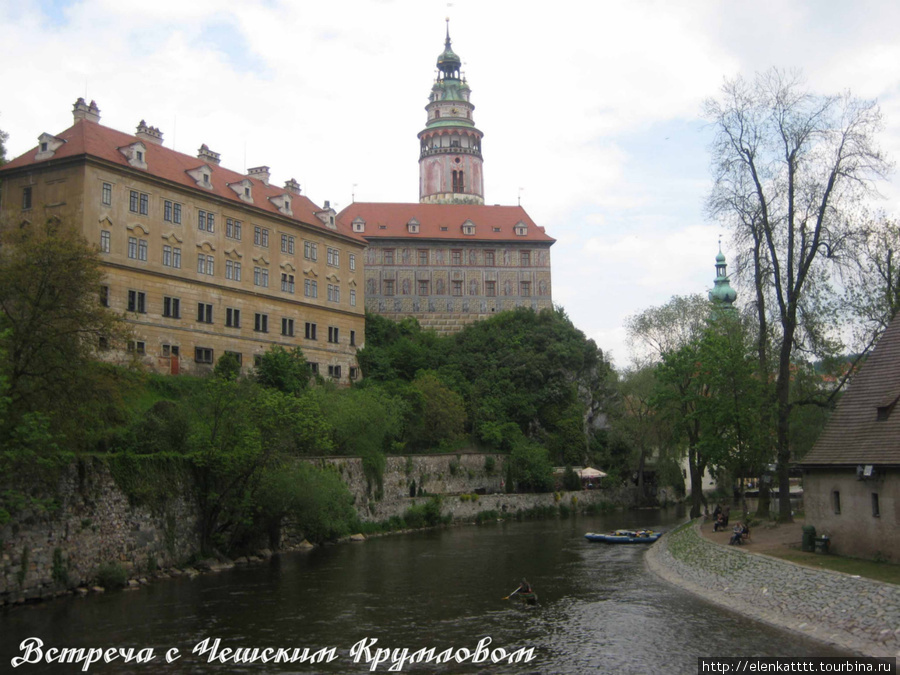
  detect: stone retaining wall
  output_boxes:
[645,520,900,658]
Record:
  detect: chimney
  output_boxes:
[324,200,331,209]
[197,144,221,165]
[73,97,101,124]
[247,166,270,185]
[284,178,302,195]
[136,120,164,145]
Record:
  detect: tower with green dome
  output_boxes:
[418,20,485,205]
[709,244,737,310]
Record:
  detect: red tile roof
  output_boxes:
[0,118,365,243]
[803,317,900,466]
[336,202,555,243]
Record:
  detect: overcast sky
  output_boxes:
[4,0,900,367]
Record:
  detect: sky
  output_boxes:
[3,0,900,367]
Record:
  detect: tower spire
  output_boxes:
[709,244,737,310]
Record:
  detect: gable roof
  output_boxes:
[336,202,555,244]
[803,317,900,467]
[0,118,365,244]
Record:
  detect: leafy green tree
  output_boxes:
[705,69,891,520]
[408,370,466,449]
[0,217,129,449]
[214,352,242,381]
[0,126,7,166]
[253,345,311,394]
[506,441,554,493]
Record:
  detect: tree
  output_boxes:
[408,370,466,449]
[0,217,128,445]
[253,345,311,394]
[0,125,8,166]
[705,69,891,520]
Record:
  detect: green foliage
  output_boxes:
[562,465,581,491]
[407,370,466,449]
[506,442,554,493]
[483,455,496,475]
[214,352,243,381]
[94,561,127,589]
[253,346,310,395]
[52,547,69,586]
[256,462,356,545]
[106,454,190,510]
[402,496,446,528]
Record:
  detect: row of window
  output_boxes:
[380,279,533,297]
[124,341,357,379]
[101,185,352,267]
[381,249,535,267]
[120,288,355,345]
[832,491,881,518]
[99,230,355,305]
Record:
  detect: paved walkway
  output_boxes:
[645,518,900,658]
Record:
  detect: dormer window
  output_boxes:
[35,133,67,161]
[119,141,148,170]
[407,218,420,234]
[269,193,293,216]
[352,217,366,233]
[228,178,254,203]
[187,165,214,190]
[461,219,475,235]
[514,221,528,236]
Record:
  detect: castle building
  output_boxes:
[0,99,365,380]
[338,24,554,334]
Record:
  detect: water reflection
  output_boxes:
[0,509,846,674]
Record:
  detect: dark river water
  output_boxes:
[0,509,846,674]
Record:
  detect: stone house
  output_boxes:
[801,316,900,561]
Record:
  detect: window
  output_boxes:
[871,493,880,518]
[282,318,294,336]
[22,187,32,209]
[832,490,841,515]
[129,191,148,215]
[254,313,268,333]
[102,182,112,206]
[140,193,148,215]
[327,284,340,303]
[350,366,359,380]
[197,302,213,324]
[327,247,340,267]
[305,322,317,340]
[195,347,214,364]
[418,280,429,296]
[197,254,214,276]
[163,296,181,319]
[384,279,395,296]
[281,234,295,254]
[138,239,148,261]
[98,336,109,351]
[328,365,342,379]
[254,267,268,288]
[226,218,242,240]
[100,230,110,253]
[418,250,428,266]
[452,280,462,296]
[350,330,356,347]
[485,250,495,266]
[127,290,146,313]
[127,237,147,261]
[308,362,319,375]
[162,345,180,357]
[521,251,531,266]
[328,326,339,344]
[485,281,497,297]
[384,249,394,265]
[350,254,356,271]
[451,250,462,266]
[128,236,137,259]
[282,273,295,293]
[226,308,241,328]
[99,285,109,307]
[197,210,215,232]
[163,245,182,269]
[225,260,241,281]
[127,340,146,354]
[304,241,318,261]
[520,281,531,297]
[254,226,269,247]
[350,289,357,307]
[305,279,318,298]
[129,190,138,212]
[164,200,182,223]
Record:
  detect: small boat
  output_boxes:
[584,529,662,544]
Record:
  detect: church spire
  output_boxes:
[418,22,484,205]
[709,242,737,310]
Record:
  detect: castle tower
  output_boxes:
[709,244,737,310]
[418,21,485,205]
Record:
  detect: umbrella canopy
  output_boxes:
[578,467,607,479]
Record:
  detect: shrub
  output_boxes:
[95,561,128,589]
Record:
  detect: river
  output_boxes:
[0,509,847,674]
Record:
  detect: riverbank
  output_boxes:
[645,519,900,658]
